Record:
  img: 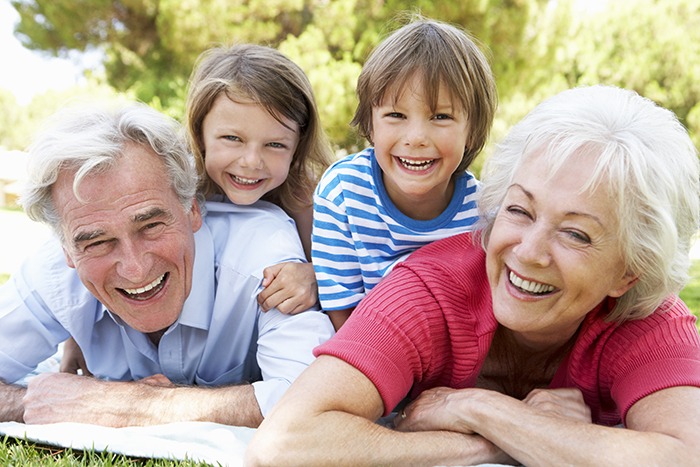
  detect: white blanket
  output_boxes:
[0,421,255,465]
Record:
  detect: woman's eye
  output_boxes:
[565,230,591,244]
[505,205,531,218]
[223,135,241,142]
[267,142,286,149]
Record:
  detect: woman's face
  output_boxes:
[486,151,638,349]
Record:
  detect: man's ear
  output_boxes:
[190,200,203,233]
[63,247,76,269]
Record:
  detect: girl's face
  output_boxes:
[202,94,299,205]
[370,74,470,220]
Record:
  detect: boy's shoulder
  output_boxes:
[317,147,377,193]
[325,147,375,174]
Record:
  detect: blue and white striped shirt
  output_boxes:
[312,147,480,311]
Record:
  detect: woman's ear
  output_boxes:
[608,272,639,298]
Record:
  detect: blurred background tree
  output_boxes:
[2,0,699,171]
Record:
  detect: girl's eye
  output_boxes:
[433,113,452,120]
[223,135,241,142]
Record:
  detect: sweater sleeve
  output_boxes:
[601,298,700,424]
[314,265,437,415]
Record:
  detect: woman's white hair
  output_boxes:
[478,85,700,321]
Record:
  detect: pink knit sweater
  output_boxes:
[315,232,700,425]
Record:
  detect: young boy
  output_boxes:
[312,16,498,329]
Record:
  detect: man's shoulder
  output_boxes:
[201,200,305,270]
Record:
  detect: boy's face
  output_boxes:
[371,75,470,220]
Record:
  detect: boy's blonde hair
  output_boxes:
[352,16,497,172]
[185,43,333,213]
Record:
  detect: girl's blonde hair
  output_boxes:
[185,43,333,213]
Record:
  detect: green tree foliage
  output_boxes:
[5,0,700,160]
[9,0,566,152]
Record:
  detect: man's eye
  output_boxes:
[84,240,110,253]
[145,222,164,230]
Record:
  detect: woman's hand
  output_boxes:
[522,388,592,423]
[257,262,318,314]
[394,386,476,434]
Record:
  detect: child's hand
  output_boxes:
[258,262,318,314]
[59,337,92,376]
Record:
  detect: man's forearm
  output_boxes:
[154,383,264,427]
[23,373,264,427]
[0,383,26,422]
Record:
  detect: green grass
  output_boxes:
[680,260,700,330]
[0,436,211,466]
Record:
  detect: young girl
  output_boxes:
[312,16,498,329]
[186,43,334,314]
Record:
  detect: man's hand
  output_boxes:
[59,337,92,376]
[23,373,129,425]
[257,262,318,314]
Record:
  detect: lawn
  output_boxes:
[680,260,700,324]
[0,436,209,466]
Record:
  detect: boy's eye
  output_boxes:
[386,112,404,119]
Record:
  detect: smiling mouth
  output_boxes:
[509,271,555,295]
[119,273,167,301]
[230,174,262,185]
[397,157,435,171]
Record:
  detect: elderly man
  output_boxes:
[0,101,334,427]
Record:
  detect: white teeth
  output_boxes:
[124,274,165,295]
[232,175,261,185]
[509,271,555,294]
[398,157,435,171]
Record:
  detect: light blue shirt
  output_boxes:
[0,200,334,415]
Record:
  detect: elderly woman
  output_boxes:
[246,85,700,466]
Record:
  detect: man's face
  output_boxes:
[53,143,202,333]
